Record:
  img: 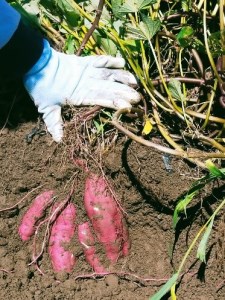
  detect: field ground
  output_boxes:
[0,90,225,299]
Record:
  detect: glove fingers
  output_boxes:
[84,97,133,109]
[92,56,125,68]
[92,69,138,86]
[40,105,64,142]
[74,80,141,109]
[80,55,125,69]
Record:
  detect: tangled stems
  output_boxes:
[35,0,225,167]
[111,108,225,165]
[111,108,184,156]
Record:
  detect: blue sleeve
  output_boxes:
[0,0,20,48]
[0,0,44,82]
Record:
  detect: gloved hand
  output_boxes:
[23,40,141,142]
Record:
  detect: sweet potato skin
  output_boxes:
[84,174,130,263]
[18,190,54,241]
[78,222,105,273]
[48,203,76,273]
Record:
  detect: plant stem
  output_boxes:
[76,0,105,56]
[203,0,223,84]
[201,79,218,129]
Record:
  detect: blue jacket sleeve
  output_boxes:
[0,0,20,48]
[0,0,44,82]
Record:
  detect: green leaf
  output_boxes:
[197,217,214,263]
[123,39,139,47]
[176,26,194,48]
[119,0,139,13]
[173,190,197,228]
[93,120,104,134]
[10,1,40,28]
[41,0,80,27]
[99,38,118,55]
[102,110,113,118]
[126,24,146,40]
[38,0,61,23]
[150,273,179,300]
[181,0,192,12]
[208,31,225,57]
[191,38,205,53]
[138,0,157,10]
[168,79,186,103]
[93,32,118,55]
[113,20,124,35]
[118,0,157,14]
[205,160,225,178]
[111,0,124,18]
[84,0,111,22]
[22,0,40,15]
[139,14,161,40]
[65,35,75,54]
[172,175,212,229]
[57,0,80,27]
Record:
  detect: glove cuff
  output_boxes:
[24,39,52,77]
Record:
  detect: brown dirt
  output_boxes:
[0,88,225,300]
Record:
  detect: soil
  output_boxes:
[0,86,225,300]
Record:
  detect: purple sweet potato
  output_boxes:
[84,174,130,263]
[48,203,76,273]
[18,190,54,241]
[78,222,105,273]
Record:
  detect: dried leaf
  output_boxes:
[142,117,153,135]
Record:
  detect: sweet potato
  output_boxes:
[18,190,54,241]
[48,203,76,273]
[84,174,130,263]
[78,222,105,273]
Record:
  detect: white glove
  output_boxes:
[23,40,141,142]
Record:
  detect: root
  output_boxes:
[74,271,169,286]
[0,268,14,274]
[0,185,45,212]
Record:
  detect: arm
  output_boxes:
[0,0,20,48]
[0,0,141,142]
[0,0,43,81]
